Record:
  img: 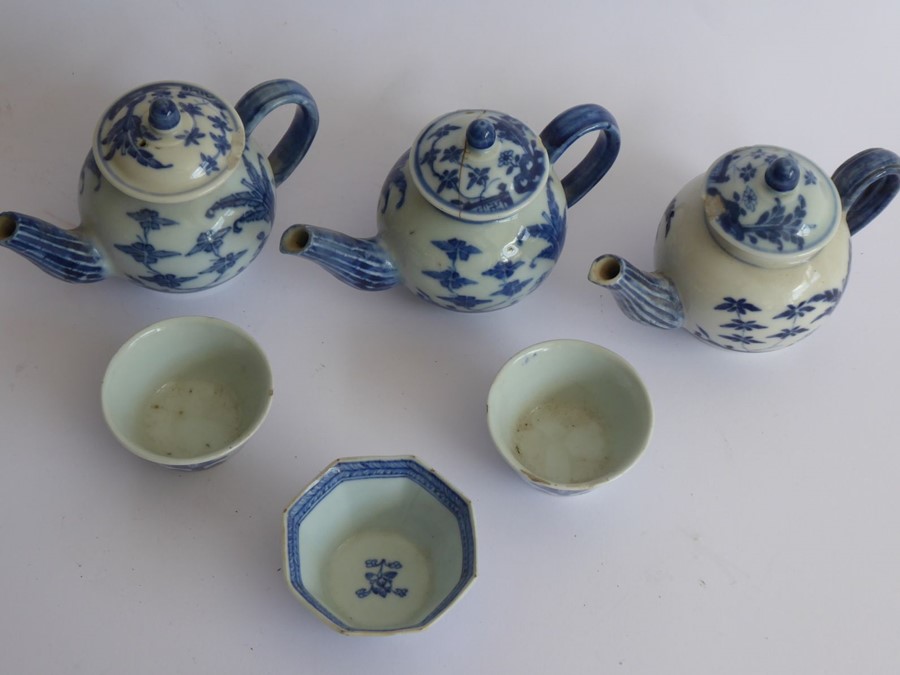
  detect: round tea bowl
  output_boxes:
[283,456,477,636]
[487,339,653,496]
[101,316,273,471]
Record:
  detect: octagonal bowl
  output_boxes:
[283,456,477,635]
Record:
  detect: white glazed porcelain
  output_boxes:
[101,316,273,470]
[487,339,653,496]
[281,105,620,311]
[0,80,318,292]
[589,146,900,351]
[283,456,477,635]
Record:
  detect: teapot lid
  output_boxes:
[92,82,245,203]
[704,145,840,267]
[409,110,549,222]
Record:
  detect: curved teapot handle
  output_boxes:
[539,104,620,208]
[832,148,900,235]
[235,79,320,188]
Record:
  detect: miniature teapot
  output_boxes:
[280,104,619,311]
[589,146,900,351]
[0,79,318,292]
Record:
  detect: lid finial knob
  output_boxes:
[765,156,800,192]
[466,118,496,150]
[148,97,181,132]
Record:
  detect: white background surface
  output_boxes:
[1,1,899,672]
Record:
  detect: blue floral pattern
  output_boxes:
[98,83,175,170]
[705,146,836,257]
[205,153,274,233]
[417,179,564,310]
[94,82,240,198]
[115,209,196,289]
[412,110,547,218]
[709,186,810,252]
[283,458,476,634]
[693,286,844,350]
[662,198,677,238]
[355,559,408,599]
[97,82,233,175]
[111,152,274,291]
[379,151,409,214]
[78,154,102,194]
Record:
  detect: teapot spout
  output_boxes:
[0,212,107,283]
[588,254,683,329]
[280,224,399,291]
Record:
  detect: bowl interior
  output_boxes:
[285,458,475,634]
[102,317,272,466]
[487,340,652,490]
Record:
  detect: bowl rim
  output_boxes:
[100,315,273,470]
[282,455,477,636]
[486,338,654,494]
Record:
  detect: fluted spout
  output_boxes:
[0,211,107,283]
[280,224,399,291]
[588,254,683,329]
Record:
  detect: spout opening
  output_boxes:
[589,255,622,285]
[0,213,17,241]
[281,225,311,253]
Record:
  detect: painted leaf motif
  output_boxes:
[205,153,274,231]
[719,333,765,345]
[424,269,477,291]
[101,114,171,170]
[114,242,180,265]
[769,326,809,339]
[482,260,524,280]
[720,318,767,332]
[176,126,206,147]
[715,297,761,315]
[187,227,232,256]
[432,238,481,262]
[138,273,198,289]
[436,169,459,193]
[127,209,179,231]
[197,250,246,276]
[180,102,204,117]
[441,146,462,163]
[430,123,460,140]
[526,183,565,267]
[438,295,492,309]
[491,279,532,297]
[466,167,490,190]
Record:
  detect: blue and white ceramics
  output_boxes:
[281,104,619,312]
[283,456,477,635]
[589,146,900,351]
[101,317,273,470]
[487,340,653,496]
[0,79,318,292]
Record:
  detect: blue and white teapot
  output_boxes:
[0,79,318,292]
[280,104,619,311]
[589,145,900,351]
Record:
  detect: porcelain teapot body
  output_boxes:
[374,142,570,312]
[590,146,900,351]
[1,79,318,292]
[281,105,620,312]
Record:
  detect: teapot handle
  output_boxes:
[235,79,320,188]
[539,104,620,207]
[832,148,900,235]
